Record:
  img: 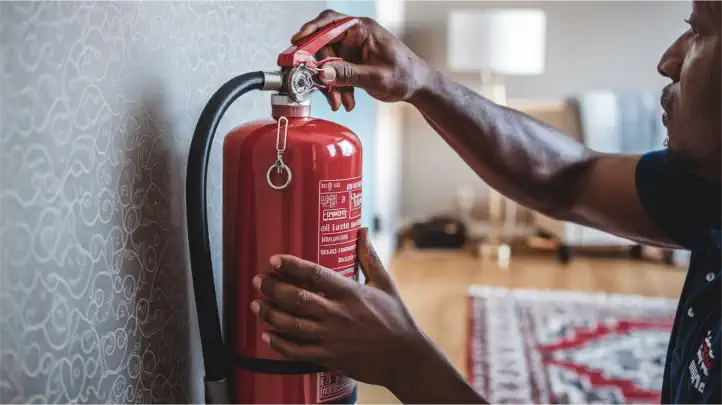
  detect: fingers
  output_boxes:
[334,19,360,112]
[269,255,356,297]
[253,273,333,318]
[262,331,328,362]
[318,87,341,112]
[251,300,325,340]
[318,61,383,91]
[317,46,343,111]
[357,228,394,290]
[291,9,374,111]
[319,65,337,83]
[341,88,356,111]
[291,10,349,44]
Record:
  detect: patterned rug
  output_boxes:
[467,286,678,404]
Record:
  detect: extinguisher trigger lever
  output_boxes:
[277,17,359,68]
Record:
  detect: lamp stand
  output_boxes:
[477,71,515,269]
[479,71,507,105]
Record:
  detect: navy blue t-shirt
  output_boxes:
[635,150,721,404]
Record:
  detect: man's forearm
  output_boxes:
[409,69,597,218]
[387,333,488,404]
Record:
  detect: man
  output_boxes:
[249,1,720,403]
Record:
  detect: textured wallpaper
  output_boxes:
[0,1,323,403]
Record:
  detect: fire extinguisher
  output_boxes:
[186,18,363,404]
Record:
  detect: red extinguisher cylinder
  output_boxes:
[222,95,362,404]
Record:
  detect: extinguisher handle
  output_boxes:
[277,17,359,68]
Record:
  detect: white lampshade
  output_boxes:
[447,9,546,75]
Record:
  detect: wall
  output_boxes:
[0,1,322,403]
[400,0,691,222]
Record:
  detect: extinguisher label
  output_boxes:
[317,176,361,402]
[317,177,362,275]
[318,373,356,403]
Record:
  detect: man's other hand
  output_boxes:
[291,9,432,110]
[250,228,423,388]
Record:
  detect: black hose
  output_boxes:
[186,71,265,383]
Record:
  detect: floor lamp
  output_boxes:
[447,8,546,267]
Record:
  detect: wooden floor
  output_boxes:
[357,248,687,404]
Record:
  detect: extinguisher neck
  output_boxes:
[271,94,311,118]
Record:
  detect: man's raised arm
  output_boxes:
[298,9,676,248]
[410,71,675,248]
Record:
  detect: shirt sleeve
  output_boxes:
[634,149,721,250]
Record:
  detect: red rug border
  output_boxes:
[467,285,679,308]
[466,285,678,403]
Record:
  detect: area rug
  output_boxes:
[467,286,678,404]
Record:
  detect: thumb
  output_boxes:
[319,61,381,90]
[356,228,394,290]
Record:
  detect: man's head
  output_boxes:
[658,0,721,182]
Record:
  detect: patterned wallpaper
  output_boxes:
[0,1,323,403]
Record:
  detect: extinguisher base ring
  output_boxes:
[236,354,327,374]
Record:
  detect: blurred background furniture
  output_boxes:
[512,95,675,264]
[447,8,547,267]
